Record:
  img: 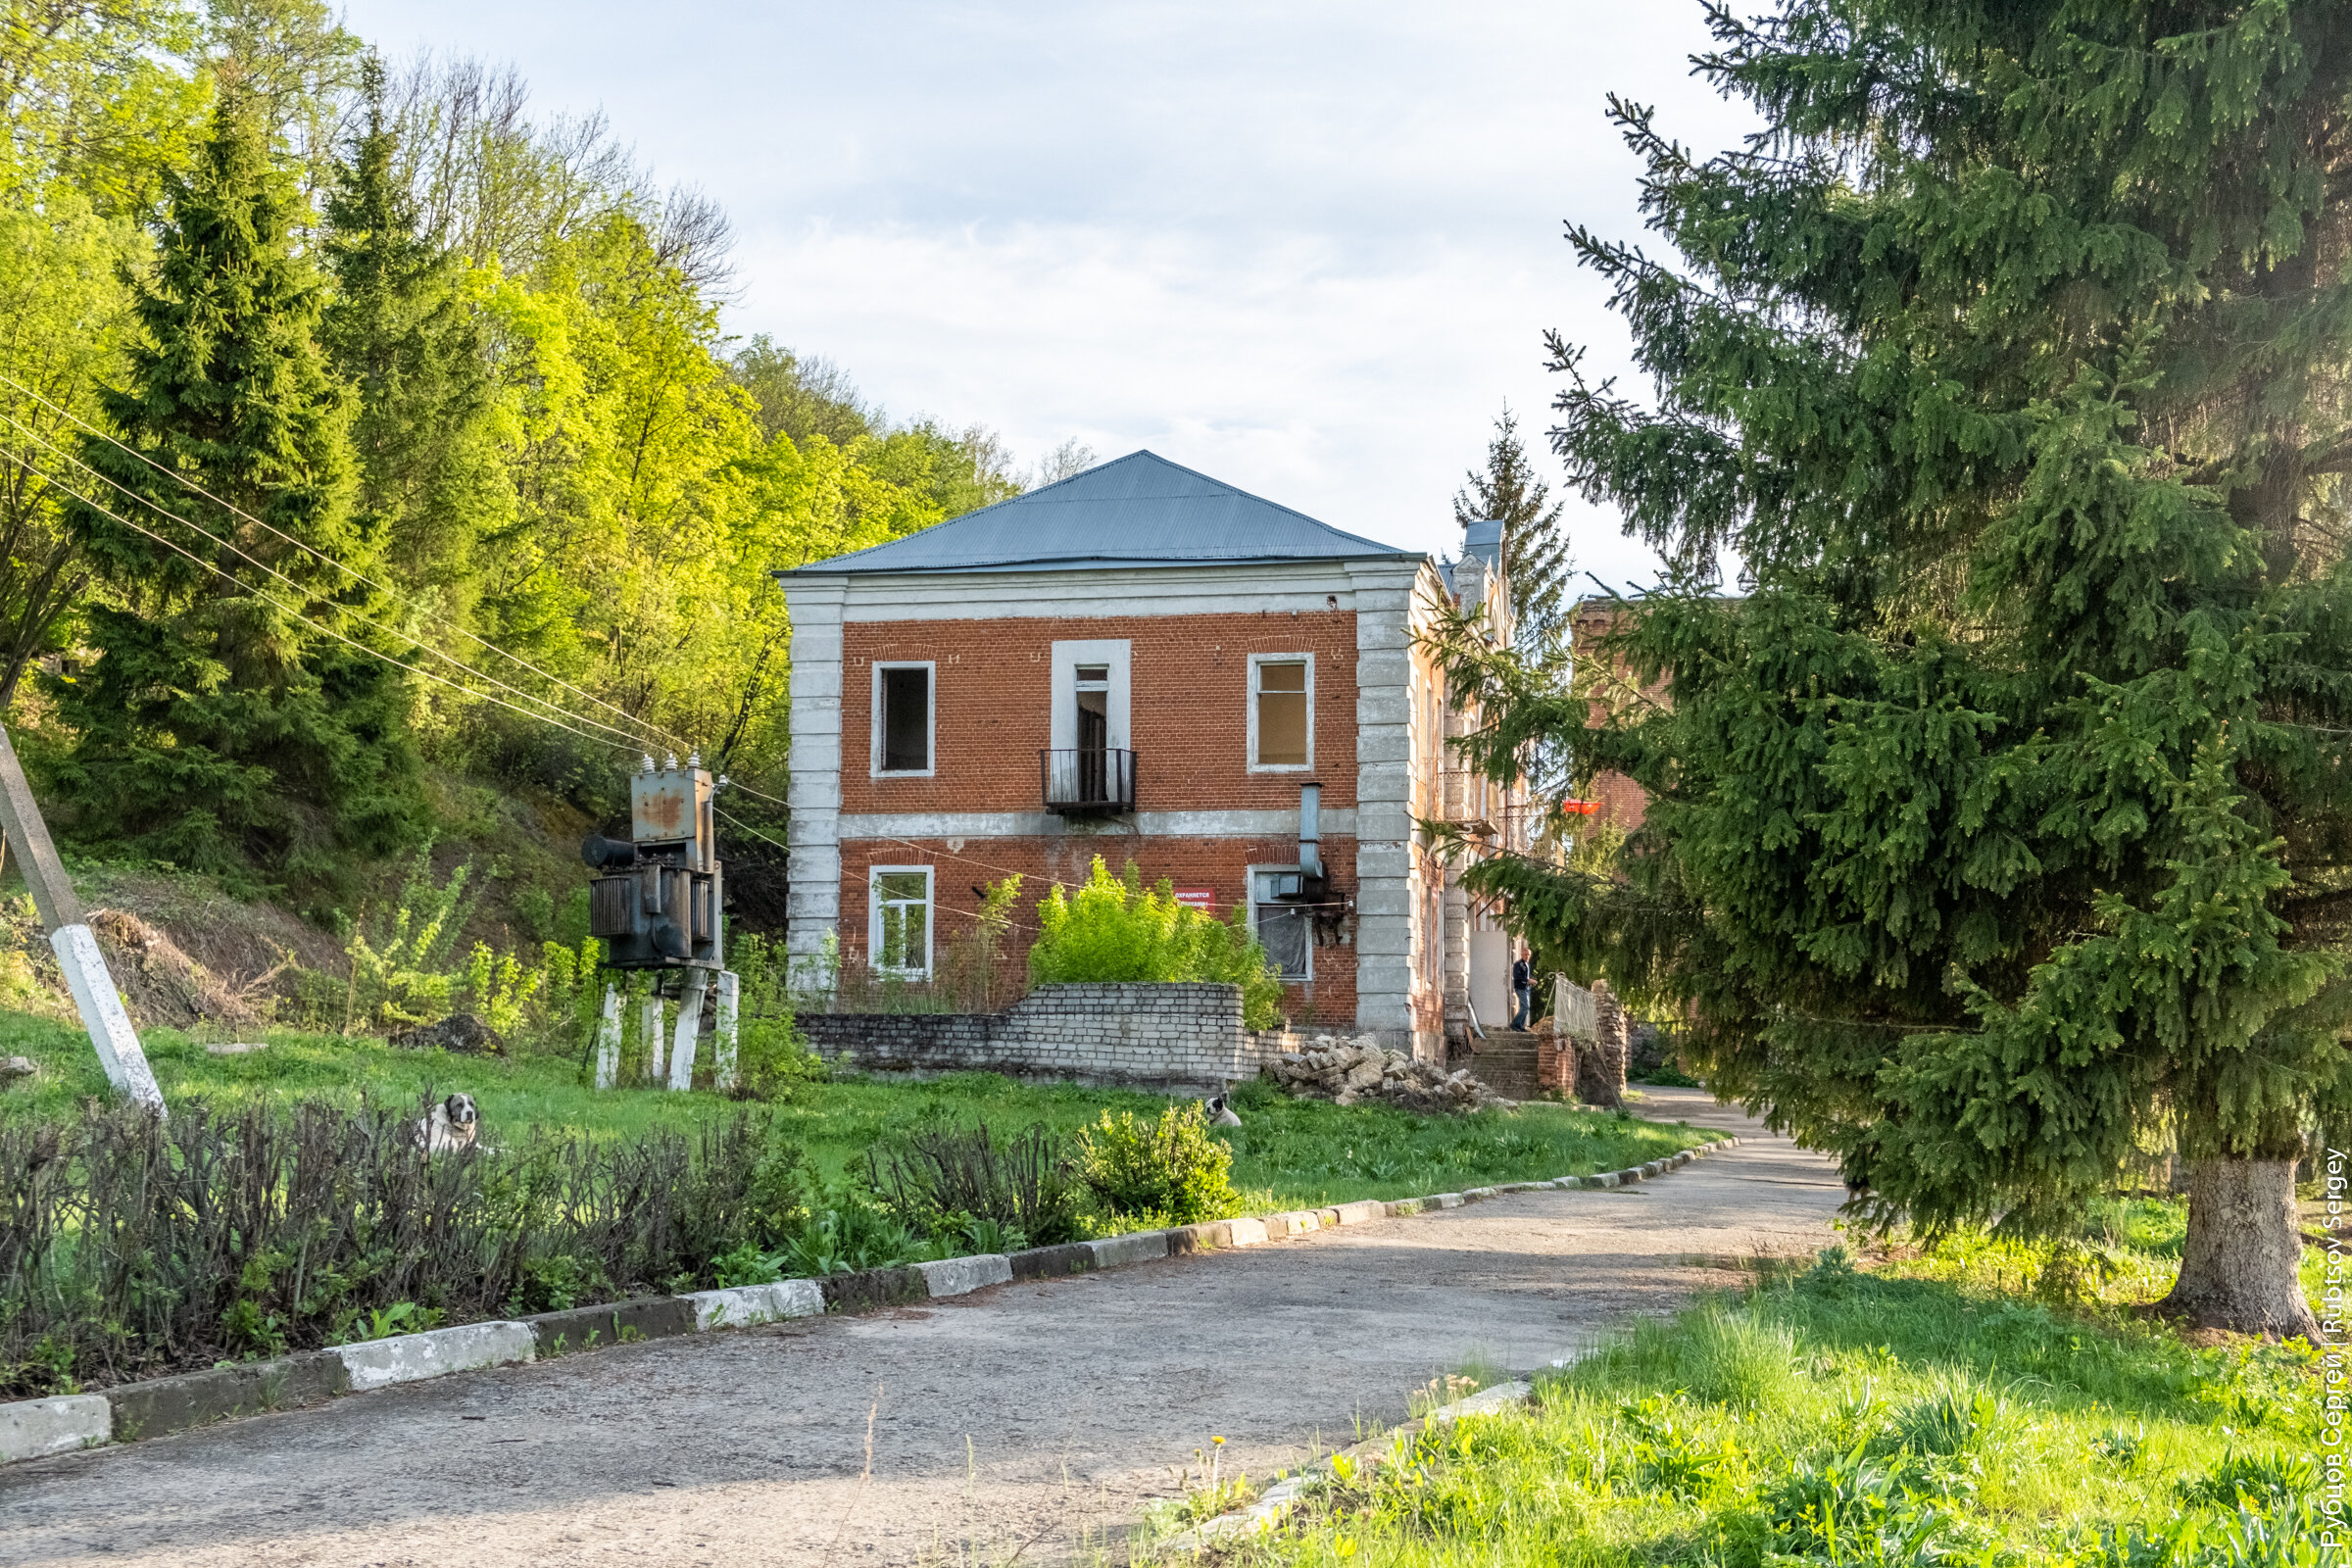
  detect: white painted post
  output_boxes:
[640,992,665,1084]
[714,970,740,1092]
[667,969,710,1091]
[594,984,622,1089]
[0,720,164,1116]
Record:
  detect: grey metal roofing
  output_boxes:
[783,450,1421,575]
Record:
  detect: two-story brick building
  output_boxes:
[780,450,1525,1058]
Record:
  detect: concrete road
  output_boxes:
[0,1088,1844,1567]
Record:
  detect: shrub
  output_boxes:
[1072,1101,1245,1226]
[1025,858,1287,1028]
[725,931,828,1097]
[0,1097,807,1395]
[863,1119,1085,1248]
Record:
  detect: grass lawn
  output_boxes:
[0,1008,1707,1212]
[1191,1225,2328,1566]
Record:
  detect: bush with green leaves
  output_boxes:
[1071,1100,1245,1227]
[0,1096,809,1395]
[724,931,828,1098]
[863,1119,1085,1250]
[1022,858,1286,1029]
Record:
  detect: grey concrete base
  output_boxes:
[1226,1217,1271,1247]
[105,1351,348,1443]
[337,1321,536,1393]
[915,1253,1013,1298]
[685,1280,824,1330]
[1008,1242,1093,1279]
[1430,1192,1467,1208]
[819,1265,928,1313]
[526,1296,698,1354]
[0,1396,110,1464]
[1330,1200,1386,1225]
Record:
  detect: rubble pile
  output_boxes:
[1266,1034,1512,1113]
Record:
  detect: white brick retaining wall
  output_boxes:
[802,982,1285,1091]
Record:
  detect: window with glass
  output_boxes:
[870,867,932,975]
[1252,658,1309,768]
[1251,867,1311,981]
[877,664,931,773]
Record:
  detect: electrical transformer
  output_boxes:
[581,760,724,971]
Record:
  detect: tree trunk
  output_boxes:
[2160,1155,2318,1339]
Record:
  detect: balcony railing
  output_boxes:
[1042,748,1137,815]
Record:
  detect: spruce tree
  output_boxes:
[1452,405,1571,655]
[51,91,419,897]
[1453,1,2352,1336]
[320,56,507,606]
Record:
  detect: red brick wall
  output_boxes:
[838,833,1359,1029]
[840,611,1360,816]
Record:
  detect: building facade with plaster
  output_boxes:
[779,451,1527,1058]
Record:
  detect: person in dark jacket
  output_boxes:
[1510,952,1533,1030]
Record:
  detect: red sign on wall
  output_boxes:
[1172,888,1218,913]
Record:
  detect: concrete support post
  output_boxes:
[593,985,622,1089]
[667,969,710,1092]
[640,993,665,1085]
[0,719,164,1116]
[714,970,740,1092]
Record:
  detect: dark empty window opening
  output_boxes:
[880,666,931,772]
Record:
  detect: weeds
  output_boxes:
[863,1119,1085,1248]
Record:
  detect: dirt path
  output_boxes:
[0,1088,1843,1567]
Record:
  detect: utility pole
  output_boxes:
[0,719,166,1115]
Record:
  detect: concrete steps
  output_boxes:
[1455,1030,1542,1101]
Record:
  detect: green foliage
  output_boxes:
[862,1119,1085,1249]
[1441,0,2352,1332]
[1227,1245,2323,1568]
[340,848,475,1029]
[1026,858,1288,1029]
[1071,1100,1245,1226]
[724,930,826,1098]
[46,91,423,902]
[0,1096,806,1395]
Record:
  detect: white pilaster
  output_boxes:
[784,579,848,982]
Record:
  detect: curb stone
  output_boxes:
[684,1280,825,1330]
[338,1321,536,1393]
[0,1396,110,1461]
[0,1131,1737,1467]
[915,1253,1013,1298]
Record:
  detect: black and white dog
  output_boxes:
[414,1093,481,1154]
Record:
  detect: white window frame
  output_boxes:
[1049,639,1131,751]
[870,660,937,778]
[867,863,934,977]
[1247,652,1315,773]
[1247,861,1312,983]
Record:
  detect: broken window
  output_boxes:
[1252,867,1311,981]
[872,868,932,974]
[1253,659,1309,767]
[878,664,931,773]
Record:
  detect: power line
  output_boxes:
[0,368,685,750]
[4,415,666,756]
[4,453,648,761]
[713,807,1043,934]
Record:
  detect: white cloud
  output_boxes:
[339,0,1761,585]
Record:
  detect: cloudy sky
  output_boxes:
[336,1,1758,586]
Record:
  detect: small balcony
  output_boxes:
[1042,748,1138,816]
